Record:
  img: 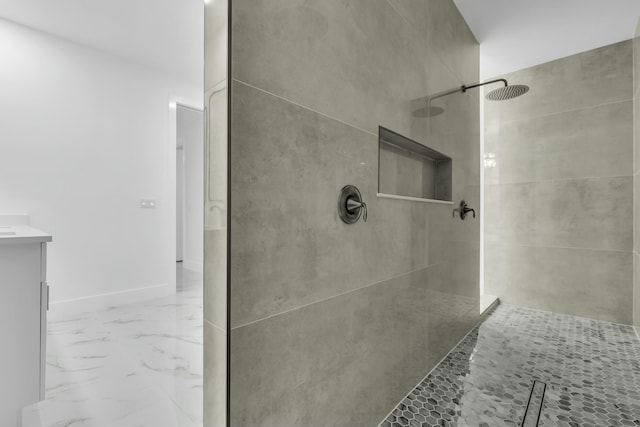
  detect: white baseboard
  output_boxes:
[182,259,203,273]
[50,283,174,316]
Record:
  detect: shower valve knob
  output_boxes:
[453,200,476,220]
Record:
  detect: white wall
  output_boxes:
[177,106,204,272]
[0,18,202,309]
[176,147,185,262]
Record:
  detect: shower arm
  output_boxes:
[461,78,508,93]
[427,78,509,103]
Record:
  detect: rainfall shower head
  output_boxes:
[485,84,529,101]
[462,78,529,101]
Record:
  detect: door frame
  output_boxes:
[168,98,204,291]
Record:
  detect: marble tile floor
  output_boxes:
[379,304,640,427]
[22,265,203,427]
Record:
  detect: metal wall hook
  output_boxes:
[453,200,476,220]
[338,185,367,224]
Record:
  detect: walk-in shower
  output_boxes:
[204,2,640,427]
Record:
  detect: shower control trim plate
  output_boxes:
[338,185,367,224]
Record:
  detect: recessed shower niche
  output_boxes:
[378,127,452,203]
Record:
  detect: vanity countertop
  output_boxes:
[0,225,52,245]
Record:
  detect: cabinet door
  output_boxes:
[0,243,42,426]
[39,242,48,400]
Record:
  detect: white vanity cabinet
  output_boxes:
[0,226,51,427]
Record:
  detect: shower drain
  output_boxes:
[521,380,547,427]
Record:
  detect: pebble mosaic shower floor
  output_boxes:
[379,304,640,427]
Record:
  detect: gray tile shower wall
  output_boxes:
[484,40,634,324]
[229,1,480,425]
[634,20,640,333]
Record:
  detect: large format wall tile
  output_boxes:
[483,180,501,247]
[387,0,479,85]
[426,244,480,299]
[230,82,433,327]
[635,21,640,176]
[204,229,226,328]
[485,243,633,324]
[430,92,481,183]
[636,181,640,329]
[635,96,640,174]
[426,85,479,151]
[635,173,640,254]
[490,177,632,251]
[386,0,430,48]
[230,270,428,427]
[425,288,478,368]
[232,0,428,137]
[204,321,226,427]
[634,253,640,329]
[485,41,632,123]
[426,0,479,85]
[634,20,640,100]
[495,101,632,183]
[230,267,478,427]
[635,18,640,330]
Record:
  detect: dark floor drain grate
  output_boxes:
[521,380,546,427]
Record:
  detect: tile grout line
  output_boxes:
[376,299,500,427]
[383,0,471,87]
[485,174,633,186]
[205,319,226,334]
[232,79,378,138]
[485,95,633,126]
[231,265,432,330]
[487,242,633,254]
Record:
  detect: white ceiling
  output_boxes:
[0,0,203,85]
[2,1,639,84]
[454,0,640,79]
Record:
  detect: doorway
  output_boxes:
[176,105,204,273]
